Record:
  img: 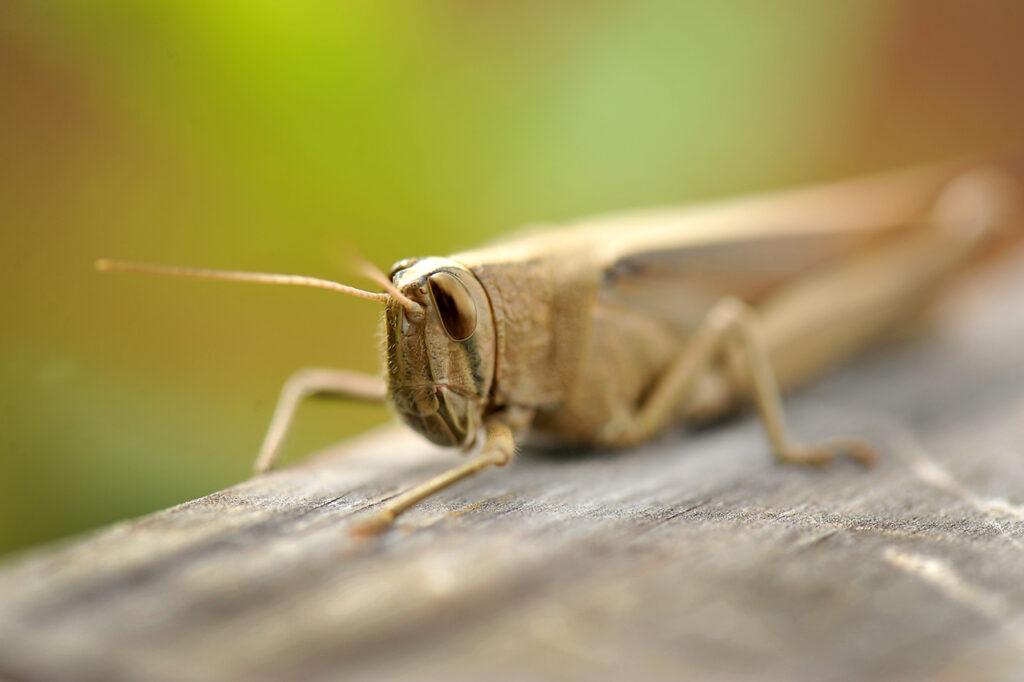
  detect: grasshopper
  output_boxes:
[98,159,1023,534]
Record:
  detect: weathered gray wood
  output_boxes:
[2,252,1024,682]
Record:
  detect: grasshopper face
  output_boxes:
[385,257,496,449]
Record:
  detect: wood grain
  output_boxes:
[1,251,1023,682]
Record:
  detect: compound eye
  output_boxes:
[427,271,477,341]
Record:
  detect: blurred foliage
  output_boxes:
[1,1,1022,555]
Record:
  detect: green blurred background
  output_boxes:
[2,1,1023,556]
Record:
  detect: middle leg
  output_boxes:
[607,297,876,466]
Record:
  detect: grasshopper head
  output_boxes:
[384,257,496,449]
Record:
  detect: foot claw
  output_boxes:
[780,437,878,468]
[840,438,879,467]
[351,510,396,537]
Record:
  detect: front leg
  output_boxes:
[255,368,387,474]
[352,412,529,535]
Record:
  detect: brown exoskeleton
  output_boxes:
[98,158,1023,533]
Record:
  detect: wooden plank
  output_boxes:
[1,251,1023,682]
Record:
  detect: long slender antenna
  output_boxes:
[95,258,390,304]
[352,256,422,313]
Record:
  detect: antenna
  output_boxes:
[95,258,393,305]
[351,256,422,313]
